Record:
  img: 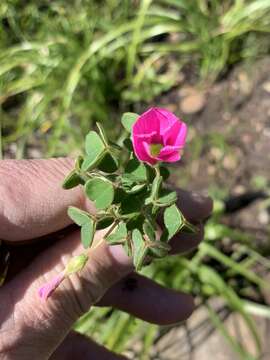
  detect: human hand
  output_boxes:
[0,158,212,359]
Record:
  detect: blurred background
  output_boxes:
[1,1,270,359]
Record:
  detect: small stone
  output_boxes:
[262,81,270,93]
[180,90,206,114]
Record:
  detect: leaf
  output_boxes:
[155,189,177,207]
[81,219,95,248]
[149,241,171,258]
[98,152,119,173]
[96,122,109,146]
[75,155,84,171]
[143,220,156,242]
[67,207,95,248]
[85,178,114,210]
[164,204,183,240]
[121,112,139,132]
[68,206,92,226]
[125,158,147,182]
[125,183,146,194]
[107,223,127,245]
[96,217,114,230]
[132,229,148,271]
[82,131,106,171]
[123,138,133,151]
[121,194,141,215]
[145,174,162,205]
[160,166,170,180]
[62,169,84,189]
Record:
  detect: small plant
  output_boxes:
[39,107,197,299]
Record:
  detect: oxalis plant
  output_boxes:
[39,107,197,300]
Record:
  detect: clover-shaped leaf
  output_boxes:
[67,206,95,248]
[132,229,148,271]
[85,178,114,210]
[121,112,139,132]
[164,204,183,240]
[82,131,106,171]
[106,222,127,245]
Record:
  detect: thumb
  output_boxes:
[0,229,132,359]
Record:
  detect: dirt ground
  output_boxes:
[149,57,270,359]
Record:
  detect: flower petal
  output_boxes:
[163,120,187,147]
[132,108,160,136]
[157,145,181,162]
[154,108,179,136]
[174,121,187,147]
[38,272,65,301]
[133,134,156,165]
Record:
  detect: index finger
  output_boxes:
[0,158,211,242]
[0,158,93,241]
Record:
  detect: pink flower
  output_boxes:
[38,272,65,301]
[132,107,187,165]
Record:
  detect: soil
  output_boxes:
[149,57,270,359]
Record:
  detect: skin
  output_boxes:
[0,158,213,359]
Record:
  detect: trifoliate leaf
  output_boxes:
[149,241,171,258]
[62,170,84,189]
[67,206,92,226]
[75,155,84,171]
[160,166,170,180]
[106,223,127,245]
[125,184,146,194]
[81,219,95,248]
[123,138,133,151]
[164,204,183,240]
[145,174,162,205]
[85,178,114,210]
[96,217,114,230]
[132,229,148,271]
[65,254,88,275]
[121,112,139,132]
[155,189,177,207]
[82,131,106,171]
[96,122,109,146]
[98,152,119,173]
[143,220,156,242]
[125,159,147,182]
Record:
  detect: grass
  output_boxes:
[1,1,270,358]
[0,0,270,156]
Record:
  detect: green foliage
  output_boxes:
[164,203,183,239]
[85,178,115,210]
[106,223,127,245]
[1,0,269,157]
[67,206,95,248]
[132,229,149,270]
[121,112,139,132]
[66,118,187,271]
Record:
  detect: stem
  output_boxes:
[103,221,119,239]
[154,164,160,178]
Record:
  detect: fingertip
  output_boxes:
[169,223,204,255]
[177,190,213,222]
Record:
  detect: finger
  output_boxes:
[0,158,92,241]
[169,222,204,255]
[0,159,212,242]
[51,331,127,360]
[175,189,213,223]
[98,273,194,325]
[0,229,132,359]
